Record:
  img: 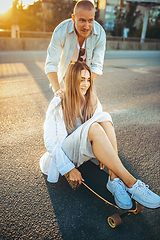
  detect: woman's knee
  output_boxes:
[88,122,105,141]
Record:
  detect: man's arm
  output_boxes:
[45,22,64,92]
[47,72,60,93]
[90,23,106,77]
[92,72,99,82]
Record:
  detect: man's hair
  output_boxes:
[73,0,95,14]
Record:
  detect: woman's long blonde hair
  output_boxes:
[62,61,97,131]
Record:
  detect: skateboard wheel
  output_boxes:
[134,202,144,214]
[108,214,122,228]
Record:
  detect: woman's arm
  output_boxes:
[44,97,75,177]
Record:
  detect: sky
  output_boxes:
[0,0,39,14]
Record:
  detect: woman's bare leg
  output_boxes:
[99,121,119,181]
[88,122,136,188]
[99,121,118,154]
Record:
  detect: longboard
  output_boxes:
[77,160,143,228]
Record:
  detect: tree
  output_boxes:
[0,10,12,30]
[0,0,76,32]
[112,7,125,36]
[44,0,76,32]
[146,10,160,39]
[132,8,160,39]
[18,1,43,31]
[95,0,104,28]
[112,3,141,37]
[125,3,141,37]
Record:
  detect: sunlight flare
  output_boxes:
[0,0,39,14]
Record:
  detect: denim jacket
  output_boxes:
[40,96,103,183]
[45,19,106,84]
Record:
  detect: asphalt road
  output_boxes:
[0,50,160,240]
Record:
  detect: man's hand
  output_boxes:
[69,168,84,185]
[55,89,64,99]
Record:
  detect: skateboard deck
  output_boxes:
[77,160,143,228]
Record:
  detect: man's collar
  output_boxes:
[92,21,98,35]
[68,20,98,36]
[68,20,75,34]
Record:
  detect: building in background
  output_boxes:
[104,0,120,34]
[104,0,160,37]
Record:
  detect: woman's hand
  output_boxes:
[69,168,84,185]
[55,89,64,99]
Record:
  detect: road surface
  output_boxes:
[0,50,160,239]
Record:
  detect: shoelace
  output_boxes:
[131,181,150,198]
[115,180,126,195]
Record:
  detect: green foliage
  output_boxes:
[146,11,160,39]
[112,8,125,36]
[112,3,160,39]
[112,3,141,37]
[46,0,76,32]
[125,3,141,37]
[95,0,104,28]
[146,24,160,39]
[18,1,43,31]
[0,9,12,30]
[0,0,76,32]
[132,10,160,39]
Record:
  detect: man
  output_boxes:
[45,0,106,93]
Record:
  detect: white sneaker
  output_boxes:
[127,180,160,209]
[106,177,133,209]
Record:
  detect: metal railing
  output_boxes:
[0,30,160,42]
[0,30,11,38]
[20,31,52,38]
[0,30,52,38]
[106,36,160,42]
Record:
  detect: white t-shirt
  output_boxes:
[71,39,87,63]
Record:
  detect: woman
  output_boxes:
[40,61,160,210]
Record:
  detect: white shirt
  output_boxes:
[45,19,106,85]
[71,40,87,63]
[40,96,103,183]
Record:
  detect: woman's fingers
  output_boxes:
[99,162,105,170]
[69,168,84,184]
